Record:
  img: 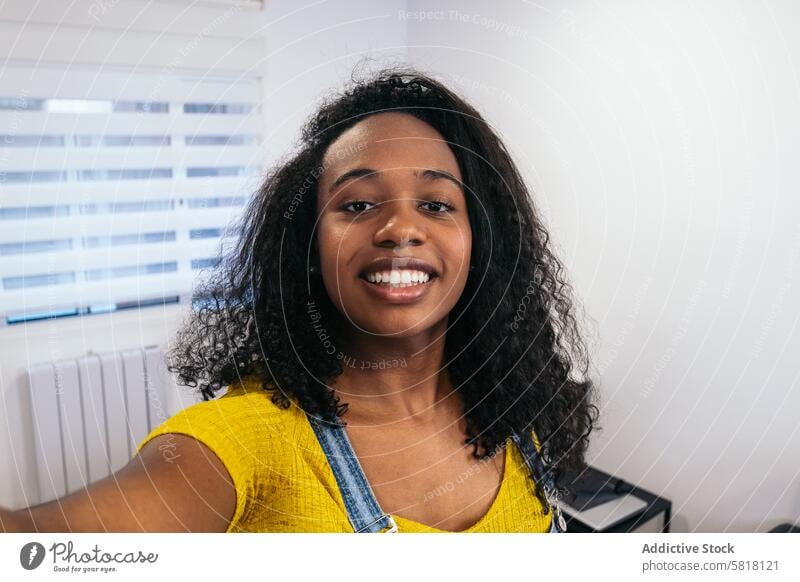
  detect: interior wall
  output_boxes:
[5,0,797,534]
[405,0,800,532]
[0,0,408,510]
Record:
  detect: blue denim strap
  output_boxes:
[512,430,566,533]
[307,414,398,533]
[309,412,561,533]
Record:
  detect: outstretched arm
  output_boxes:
[0,433,235,532]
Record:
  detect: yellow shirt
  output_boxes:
[136,378,552,533]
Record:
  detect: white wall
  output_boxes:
[405,0,800,532]
[5,0,797,534]
[0,0,407,509]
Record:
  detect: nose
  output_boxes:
[373,199,427,249]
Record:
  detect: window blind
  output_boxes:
[0,66,263,324]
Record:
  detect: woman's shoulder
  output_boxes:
[197,375,294,416]
[134,376,303,531]
[135,376,298,455]
[218,376,289,407]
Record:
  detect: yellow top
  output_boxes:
[136,378,552,533]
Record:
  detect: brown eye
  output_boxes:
[342,200,375,213]
[420,199,454,213]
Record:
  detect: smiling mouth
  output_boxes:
[359,269,439,288]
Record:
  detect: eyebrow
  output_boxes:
[327,168,464,195]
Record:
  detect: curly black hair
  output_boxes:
[167,66,600,514]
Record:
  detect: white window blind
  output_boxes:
[0,66,263,324]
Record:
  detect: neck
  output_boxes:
[330,318,459,425]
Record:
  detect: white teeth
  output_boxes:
[365,269,431,286]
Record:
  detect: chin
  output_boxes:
[351,311,442,337]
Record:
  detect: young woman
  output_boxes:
[1,68,598,533]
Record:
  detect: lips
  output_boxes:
[358,256,439,279]
[358,274,436,304]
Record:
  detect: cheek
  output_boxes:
[317,221,356,276]
[451,227,472,276]
[317,219,340,257]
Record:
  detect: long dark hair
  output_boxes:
[167,66,600,512]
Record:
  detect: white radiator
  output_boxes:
[26,345,174,504]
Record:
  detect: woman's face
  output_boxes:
[315,112,472,338]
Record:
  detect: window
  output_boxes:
[0,66,263,324]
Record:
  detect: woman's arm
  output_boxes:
[0,433,236,532]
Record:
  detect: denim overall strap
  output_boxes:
[511,431,567,533]
[307,414,398,533]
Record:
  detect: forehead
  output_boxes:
[318,112,462,189]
